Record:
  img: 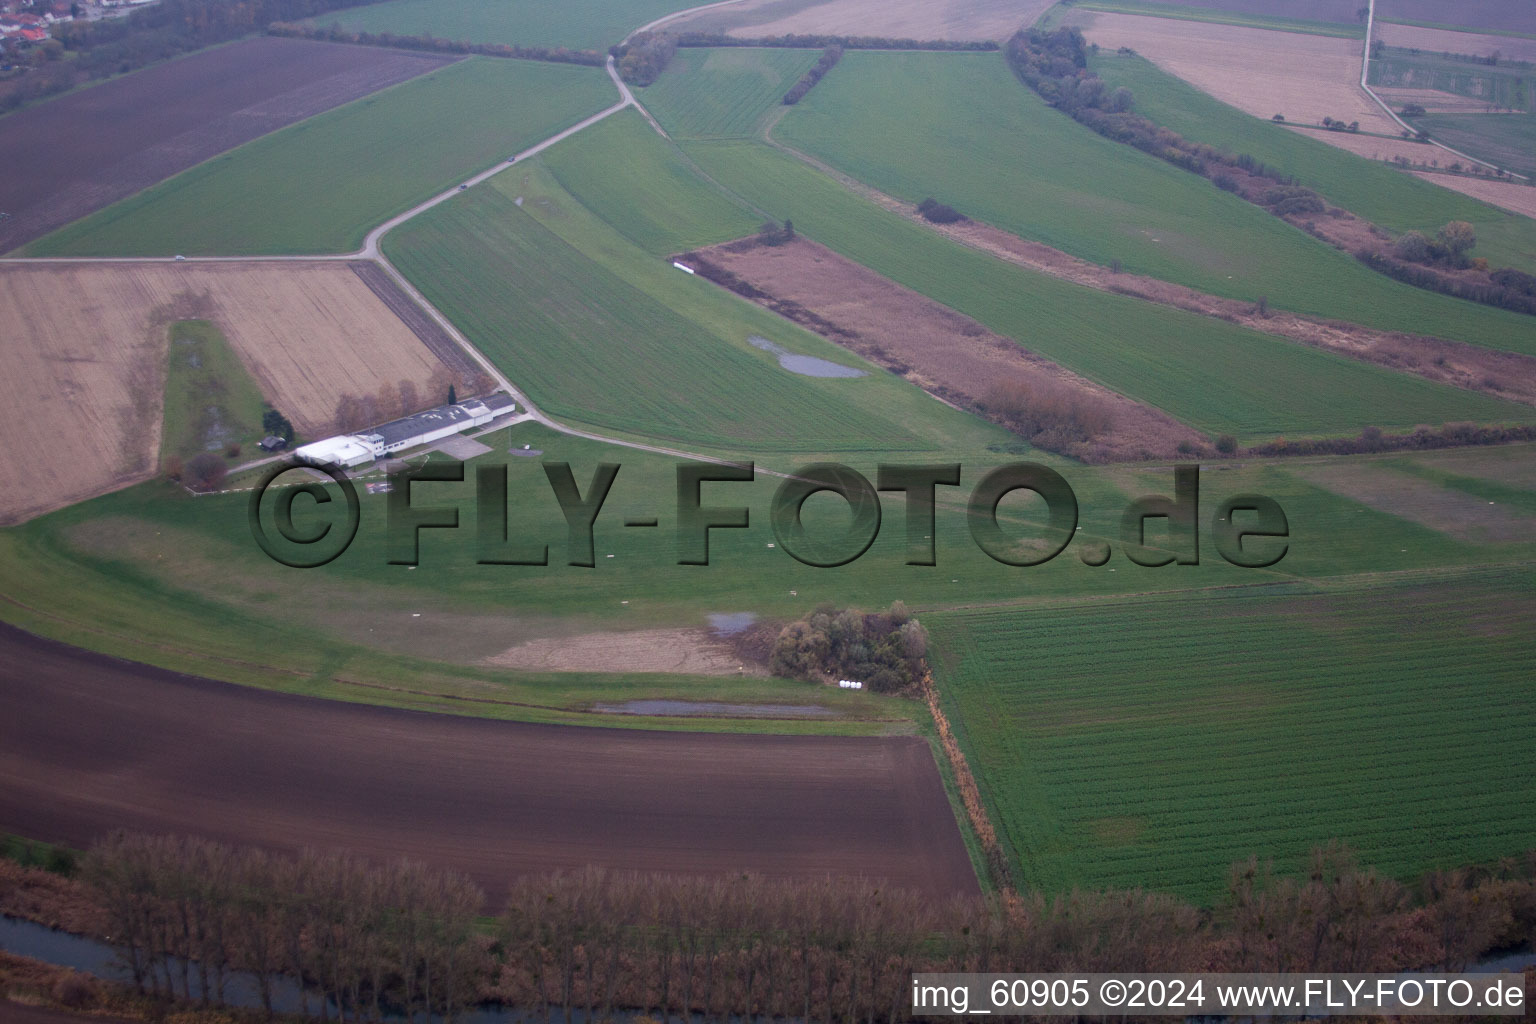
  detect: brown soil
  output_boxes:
[0,623,978,900]
[0,37,455,254]
[683,235,1205,461]
[484,628,767,675]
[770,142,1536,410]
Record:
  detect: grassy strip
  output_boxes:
[640,47,822,140]
[159,320,268,466]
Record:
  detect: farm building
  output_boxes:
[295,393,516,469]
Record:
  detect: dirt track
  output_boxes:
[0,37,454,254]
[0,625,977,900]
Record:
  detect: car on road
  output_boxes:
[174,254,186,261]
[458,184,469,191]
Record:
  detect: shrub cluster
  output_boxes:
[981,377,1115,450]
[675,31,996,51]
[267,21,603,64]
[756,218,796,246]
[769,602,928,693]
[611,31,677,85]
[917,197,966,223]
[1260,184,1327,216]
[782,44,842,104]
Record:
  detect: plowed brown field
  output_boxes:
[0,624,979,899]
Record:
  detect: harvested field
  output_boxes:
[0,262,462,524]
[671,0,1047,41]
[1294,461,1536,542]
[0,624,978,899]
[1376,0,1535,35]
[1063,12,1394,132]
[682,235,1206,460]
[1374,23,1536,64]
[485,629,765,676]
[1410,172,1536,218]
[1117,0,1360,21]
[0,37,454,254]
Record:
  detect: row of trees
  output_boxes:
[1246,420,1536,458]
[783,44,842,104]
[266,21,604,65]
[332,367,484,436]
[1007,27,1536,318]
[68,832,1536,1023]
[85,832,483,1021]
[1,0,378,112]
[769,602,929,693]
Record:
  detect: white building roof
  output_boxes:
[294,436,375,466]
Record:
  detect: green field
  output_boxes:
[680,137,1531,439]
[640,47,822,139]
[1044,0,1364,38]
[539,109,759,255]
[927,563,1536,901]
[772,50,1536,352]
[384,148,999,452]
[1414,112,1536,179]
[1371,48,1534,113]
[1089,53,1536,270]
[25,59,615,257]
[160,320,268,465]
[6,414,1526,732]
[311,0,697,50]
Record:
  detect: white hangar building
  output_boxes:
[295,394,518,469]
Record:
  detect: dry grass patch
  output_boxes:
[484,629,765,676]
[1294,460,1536,543]
[0,262,460,524]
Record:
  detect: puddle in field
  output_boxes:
[592,700,839,719]
[707,611,757,636]
[748,335,866,378]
